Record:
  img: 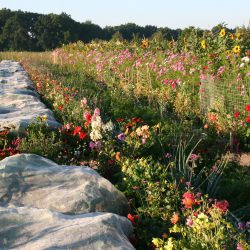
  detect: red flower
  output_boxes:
[83,112,92,127]
[246,116,250,123]
[58,105,64,111]
[84,112,92,122]
[246,104,250,112]
[78,131,87,140]
[182,191,195,208]
[127,214,140,225]
[73,126,82,136]
[213,200,229,214]
[116,118,124,122]
[132,117,141,123]
[234,111,240,118]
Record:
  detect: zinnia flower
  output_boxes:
[182,191,195,208]
[127,214,139,225]
[170,213,179,224]
[246,116,250,123]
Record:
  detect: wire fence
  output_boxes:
[200,77,250,115]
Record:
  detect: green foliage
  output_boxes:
[18,118,62,161]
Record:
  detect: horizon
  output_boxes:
[0,0,250,30]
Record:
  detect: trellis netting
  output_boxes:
[200,77,250,115]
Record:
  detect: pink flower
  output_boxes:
[237,73,242,81]
[217,66,225,75]
[165,153,171,158]
[117,133,126,141]
[94,108,100,116]
[190,154,199,161]
[142,137,146,144]
[200,74,207,80]
[186,217,193,227]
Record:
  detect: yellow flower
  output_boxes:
[219,28,226,38]
[141,38,149,49]
[201,40,206,49]
[41,115,48,121]
[236,32,241,39]
[170,224,179,233]
[152,238,163,248]
[233,45,241,53]
[166,237,174,250]
[229,33,234,40]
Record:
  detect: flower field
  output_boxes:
[0,27,250,249]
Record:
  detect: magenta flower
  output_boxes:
[89,141,95,150]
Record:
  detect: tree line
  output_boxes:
[0,8,240,51]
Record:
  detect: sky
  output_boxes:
[0,0,249,29]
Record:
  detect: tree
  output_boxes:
[0,14,34,51]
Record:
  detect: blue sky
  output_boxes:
[0,0,249,29]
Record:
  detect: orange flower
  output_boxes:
[170,213,179,224]
[116,152,121,161]
[204,124,209,129]
[182,191,195,208]
[208,113,218,122]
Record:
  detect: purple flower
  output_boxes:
[117,133,126,141]
[246,221,250,229]
[89,141,95,150]
[238,222,245,231]
[95,140,102,150]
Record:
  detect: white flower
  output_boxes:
[90,130,102,142]
[102,120,114,132]
[91,116,102,129]
[241,56,249,63]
